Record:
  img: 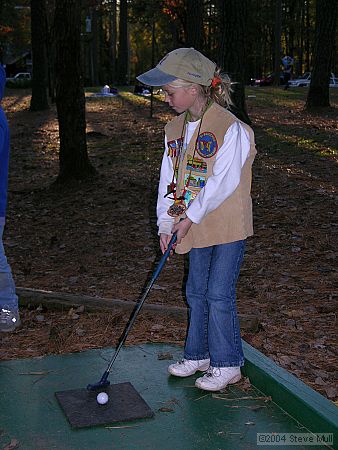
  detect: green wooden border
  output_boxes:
[242,341,338,437]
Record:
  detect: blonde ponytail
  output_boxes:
[207,68,233,108]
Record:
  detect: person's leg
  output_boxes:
[195,240,246,390]
[284,73,290,90]
[168,246,212,376]
[0,224,20,332]
[184,246,213,360]
[207,240,245,367]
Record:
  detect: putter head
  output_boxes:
[87,371,110,391]
[87,380,110,391]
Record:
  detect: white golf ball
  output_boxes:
[96,392,109,405]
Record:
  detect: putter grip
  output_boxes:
[151,232,177,282]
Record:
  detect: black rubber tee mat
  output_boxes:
[56,382,154,428]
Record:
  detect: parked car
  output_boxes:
[329,77,338,87]
[6,72,31,82]
[288,72,311,87]
[6,72,32,88]
[252,73,285,86]
[289,72,337,87]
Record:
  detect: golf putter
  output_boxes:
[87,231,178,390]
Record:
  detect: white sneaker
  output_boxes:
[168,358,210,377]
[195,366,241,391]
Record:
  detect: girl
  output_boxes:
[137,48,256,392]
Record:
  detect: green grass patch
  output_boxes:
[263,128,337,158]
[246,86,338,109]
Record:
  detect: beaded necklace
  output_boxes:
[166,100,211,217]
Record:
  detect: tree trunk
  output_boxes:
[91,8,99,86]
[286,0,296,58]
[298,2,305,76]
[117,0,128,84]
[53,0,95,182]
[30,0,49,111]
[306,0,337,109]
[186,0,204,51]
[273,0,282,86]
[97,8,105,85]
[46,0,56,103]
[110,0,117,83]
[305,0,311,72]
[216,0,251,125]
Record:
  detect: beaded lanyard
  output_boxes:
[166,107,206,218]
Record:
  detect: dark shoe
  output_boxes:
[0,305,20,332]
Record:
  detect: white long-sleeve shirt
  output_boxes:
[157,120,250,235]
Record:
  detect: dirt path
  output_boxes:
[0,88,337,402]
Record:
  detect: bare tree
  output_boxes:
[30,0,49,111]
[117,0,128,84]
[273,0,282,86]
[216,0,250,124]
[306,0,337,108]
[110,0,117,83]
[186,0,204,51]
[53,0,95,182]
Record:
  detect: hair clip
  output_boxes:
[211,76,222,88]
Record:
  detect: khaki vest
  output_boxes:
[164,102,256,254]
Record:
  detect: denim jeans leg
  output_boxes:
[0,224,18,309]
[184,247,212,360]
[206,240,246,367]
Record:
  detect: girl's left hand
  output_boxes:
[172,217,193,245]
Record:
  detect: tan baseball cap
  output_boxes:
[136,48,216,87]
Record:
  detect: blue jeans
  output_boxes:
[184,240,245,367]
[0,224,18,309]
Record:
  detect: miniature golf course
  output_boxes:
[0,342,337,449]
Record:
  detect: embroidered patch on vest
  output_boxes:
[184,173,206,189]
[167,138,183,157]
[197,132,218,158]
[184,189,198,208]
[186,154,207,173]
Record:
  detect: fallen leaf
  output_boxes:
[4,438,19,450]
[152,284,167,291]
[248,405,267,411]
[157,352,173,360]
[35,315,45,322]
[314,377,326,386]
[325,386,337,399]
[158,407,174,413]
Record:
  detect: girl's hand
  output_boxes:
[159,233,172,254]
[172,217,192,245]
[159,218,192,255]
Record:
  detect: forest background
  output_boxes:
[2,0,337,84]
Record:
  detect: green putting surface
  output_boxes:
[0,344,325,449]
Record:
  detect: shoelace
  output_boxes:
[177,359,202,367]
[205,367,221,378]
